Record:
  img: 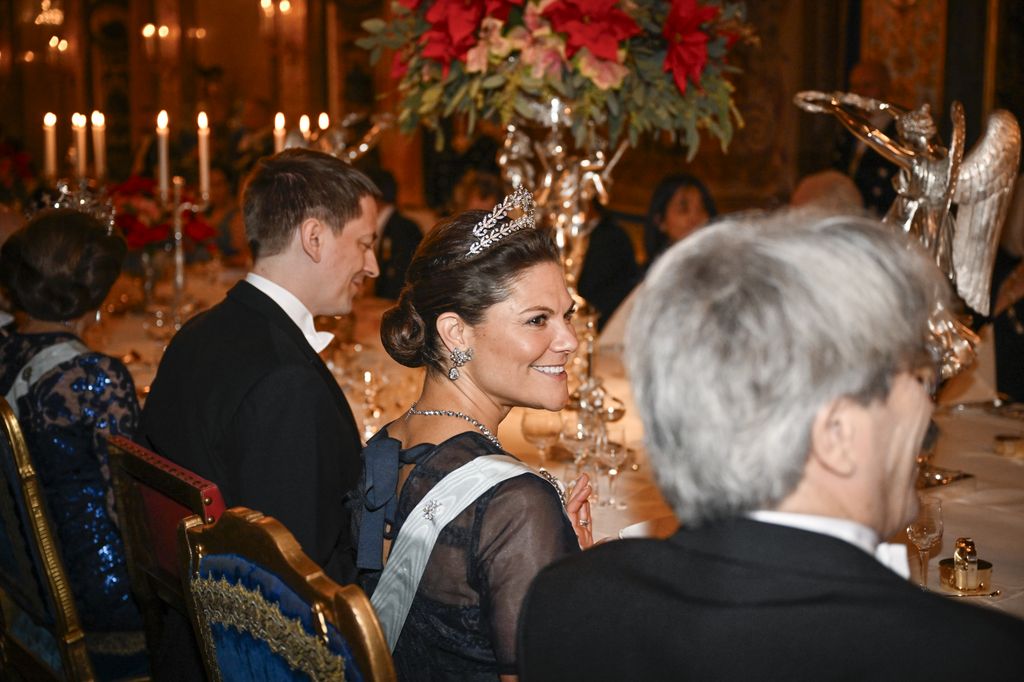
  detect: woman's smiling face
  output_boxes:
[463,261,579,411]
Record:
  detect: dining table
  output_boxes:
[94,264,1024,621]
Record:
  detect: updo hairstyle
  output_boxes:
[0,208,126,322]
[381,210,559,374]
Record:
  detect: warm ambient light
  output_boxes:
[72,112,87,128]
[318,112,329,130]
[279,0,292,13]
[49,35,59,48]
[142,23,156,38]
[44,112,57,127]
[91,111,105,127]
[157,25,170,38]
[275,112,285,130]
[157,110,169,130]
[57,39,68,52]
[299,115,310,135]
[197,111,208,129]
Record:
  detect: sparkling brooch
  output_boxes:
[422,499,441,522]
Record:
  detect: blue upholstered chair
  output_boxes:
[0,396,95,680]
[180,507,396,682]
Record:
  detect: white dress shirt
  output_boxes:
[749,510,910,579]
[245,273,334,353]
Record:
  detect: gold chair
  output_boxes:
[107,435,225,655]
[0,396,95,681]
[180,507,396,682]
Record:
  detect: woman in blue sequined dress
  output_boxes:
[354,190,593,681]
[0,209,146,676]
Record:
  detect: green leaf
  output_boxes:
[361,18,386,34]
[481,74,506,89]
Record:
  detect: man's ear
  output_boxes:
[299,217,324,263]
[809,398,858,477]
[436,311,468,354]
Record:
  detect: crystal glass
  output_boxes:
[559,411,602,504]
[597,427,629,509]
[521,409,562,469]
[907,498,943,587]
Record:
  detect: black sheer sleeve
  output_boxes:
[472,474,579,670]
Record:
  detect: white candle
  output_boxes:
[72,112,87,179]
[157,110,169,203]
[197,111,210,198]
[90,111,106,180]
[274,112,286,153]
[43,112,57,182]
[318,112,329,130]
[299,114,310,141]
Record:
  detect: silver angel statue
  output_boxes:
[795,90,1021,377]
[795,90,1021,315]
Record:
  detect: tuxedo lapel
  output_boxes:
[226,281,356,424]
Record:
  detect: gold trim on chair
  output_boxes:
[0,397,95,681]
[179,507,397,682]
[191,574,346,679]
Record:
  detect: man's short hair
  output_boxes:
[626,210,948,526]
[242,149,380,259]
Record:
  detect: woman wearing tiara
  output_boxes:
[0,209,147,678]
[354,186,592,680]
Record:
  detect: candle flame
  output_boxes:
[275,112,285,130]
[197,111,208,129]
[142,23,156,38]
[72,112,86,128]
[299,115,310,135]
[48,35,59,48]
[157,25,170,38]
[157,110,168,130]
[91,111,105,127]
[318,113,329,130]
[44,112,57,127]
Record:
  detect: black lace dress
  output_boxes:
[355,428,579,680]
[0,332,144,640]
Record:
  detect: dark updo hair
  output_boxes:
[0,208,126,321]
[381,210,559,373]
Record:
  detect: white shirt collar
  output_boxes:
[244,272,334,353]
[749,510,909,579]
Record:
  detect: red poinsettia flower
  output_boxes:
[118,213,170,250]
[484,0,524,22]
[543,0,641,62]
[421,0,485,73]
[183,211,216,245]
[662,0,720,94]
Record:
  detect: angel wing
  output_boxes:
[952,110,1022,315]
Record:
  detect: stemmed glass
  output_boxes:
[597,427,629,509]
[521,409,563,470]
[906,498,943,587]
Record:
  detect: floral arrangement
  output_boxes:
[360,0,752,154]
[0,140,38,208]
[110,176,216,252]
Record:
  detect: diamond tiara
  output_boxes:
[465,185,537,257]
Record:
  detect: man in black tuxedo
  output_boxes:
[139,148,379,583]
[365,168,422,300]
[520,212,1024,680]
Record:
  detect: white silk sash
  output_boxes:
[5,340,90,419]
[370,454,535,650]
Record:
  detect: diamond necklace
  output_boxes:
[407,402,502,449]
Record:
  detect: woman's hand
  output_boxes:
[565,474,593,549]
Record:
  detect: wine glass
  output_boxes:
[906,498,943,587]
[521,409,563,469]
[597,427,629,509]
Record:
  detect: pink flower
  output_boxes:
[543,0,640,62]
[662,0,719,94]
[466,17,514,73]
[578,48,629,90]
